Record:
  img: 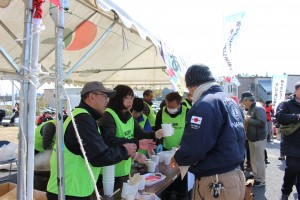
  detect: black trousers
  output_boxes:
[281,156,300,197]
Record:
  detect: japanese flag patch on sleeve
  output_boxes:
[191,116,202,125]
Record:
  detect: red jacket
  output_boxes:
[264,105,274,121]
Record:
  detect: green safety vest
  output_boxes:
[182,99,192,109]
[162,106,187,150]
[34,120,56,153]
[106,108,134,177]
[137,114,147,155]
[145,101,156,126]
[47,108,101,197]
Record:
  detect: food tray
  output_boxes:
[144,173,166,186]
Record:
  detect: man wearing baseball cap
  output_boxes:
[241,91,267,187]
[47,81,137,200]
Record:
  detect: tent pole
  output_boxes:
[26,14,42,200]
[72,66,166,74]
[55,1,66,199]
[12,81,15,107]
[0,46,21,73]
[17,0,33,199]
[65,19,117,78]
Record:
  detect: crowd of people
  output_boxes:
[239,82,300,200]
[19,63,299,200]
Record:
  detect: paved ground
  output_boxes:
[0,140,299,199]
[249,140,298,200]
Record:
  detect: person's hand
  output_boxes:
[134,152,147,164]
[139,139,156,151]
[169,156,178,168]
[155,129,163,139]
[122,143,137,157]
[155,144,163,154]
[147,149,155,158]
[244,115,250,123]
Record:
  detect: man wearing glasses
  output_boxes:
[47,81,137,200]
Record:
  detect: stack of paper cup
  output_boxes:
[102,165,115,196]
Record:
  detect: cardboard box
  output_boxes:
[0,182,46,200]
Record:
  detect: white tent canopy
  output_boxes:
[1,1,174,199]
[0,0,171,89]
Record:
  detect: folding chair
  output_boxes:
[0,140,17,182]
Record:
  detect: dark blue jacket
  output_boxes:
[276,94,300,159]
[136,114,152,132]
[174,86,245,178]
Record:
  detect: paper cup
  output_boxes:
[102,165,115,182]
[147,160,156,173]
[121,182,138,199]
[164,153,172,165]
[157,152,165,162]
[161,124,174,137]
[138,175,145,190]
[151,155,160,164]
[171,147,178,155]
[103,181,114,196]
[126,190,136,200]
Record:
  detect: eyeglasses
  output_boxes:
[93,92,108,99]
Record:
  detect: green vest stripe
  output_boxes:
[106,108,134,177]
[162,106,187,150]
[145,102,156,126]
[34,120,56,152]
[47,108,101,197]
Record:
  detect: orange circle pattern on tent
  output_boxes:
[65,21,97,51]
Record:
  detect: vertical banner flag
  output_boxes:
[161,42,191,95]
[272,74,288,111]
[222,12,245,83]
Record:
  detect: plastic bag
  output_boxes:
[0,142,17,161]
